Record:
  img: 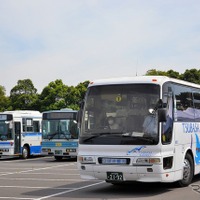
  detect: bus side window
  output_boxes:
[23,118,33,132]
[174,85,194,122]
[162,84,173,144]
[15,122,21,135]
[33,121,40,132]
[193,91,200,122]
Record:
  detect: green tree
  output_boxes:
[39,79,68,112]
[145,69,167,76]
[10,79,39,110]
[180,68,200,84]
[146,69,180,78]
[146,68,200,84]
[39,80,89,112]
[166,69,180,79]
[0,85,10,111]
[65,81,90,110]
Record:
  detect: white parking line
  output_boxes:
[0,163,74,177]
[20,172,80,175]
[0,177,85,182]
[0,157,51,162]
[0,197,34,199]
[0,185,77,190]
[33,181,105,200]
[0,158,97,199]
[0,181,105,200]
[0,168,33,170]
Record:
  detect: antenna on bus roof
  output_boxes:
[136,57,138,76]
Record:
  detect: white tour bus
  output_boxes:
[0,110,42,159]
[77,76,200,187]
[41,109,79,161]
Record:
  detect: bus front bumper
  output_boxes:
[77,163,180,183]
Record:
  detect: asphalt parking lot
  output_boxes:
[0,156,200,200]
[0,156,104,200]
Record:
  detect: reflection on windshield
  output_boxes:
[80,84,160,145]
[0,121,13,140]
[42,119,79,140]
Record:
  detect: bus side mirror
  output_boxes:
[77,110,82,123]
[77,100,84,128]
[76,110,83,129]
[158,108,167,122]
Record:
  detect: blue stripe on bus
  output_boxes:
[0,142,11,145]
[22,133,42,137]
[21,145,42,155]
[42,141,78,147]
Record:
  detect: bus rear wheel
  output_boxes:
[22,146,29,159]
[178,153,194,187]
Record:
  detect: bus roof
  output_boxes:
[3,110,42,118]
[88,76,200,89]
[42,109,78,114]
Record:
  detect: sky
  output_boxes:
[0,0,200,95]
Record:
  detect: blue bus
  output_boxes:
[41,109,79,161]
[0,110,42,159]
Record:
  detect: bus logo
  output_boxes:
[56,143,62,147]
[115,96,122,102]
[127,146,146,155]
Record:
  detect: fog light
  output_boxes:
[78,156,95,164]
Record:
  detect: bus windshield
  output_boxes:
[42,119,78,140]
[0,121,13,140]
[80,84,160,145]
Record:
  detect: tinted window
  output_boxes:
[174,85,194,122]
[80,84,160,145]
[33,121,40,132]
[193,91,200,122]
[162,82,173,144]
[22,118,33,132]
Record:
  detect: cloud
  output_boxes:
[0,0,200,95]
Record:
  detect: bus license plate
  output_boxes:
[107,172,123,181]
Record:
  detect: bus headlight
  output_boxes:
[136,158,161,165]
[78,156,96,164]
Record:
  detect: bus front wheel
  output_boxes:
[22,146,29,159]
[178,153,194,187]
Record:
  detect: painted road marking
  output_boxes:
[0,163,74,177]
[34,181,105,200]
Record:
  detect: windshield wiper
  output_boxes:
[83,132,122,143]
[121,133,157,144]
[48,132,70,140]
[48,132,59,140]
[138,136,157,144]
[142,137,157,143]
[0,136,7,141]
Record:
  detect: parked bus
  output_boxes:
[41,109,79,161]
[0,110,42,159]
[77,76,200,187]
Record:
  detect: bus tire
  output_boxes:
[22,146,29,159]
[178,153,194,187]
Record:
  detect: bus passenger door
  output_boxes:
[14,122,21,154]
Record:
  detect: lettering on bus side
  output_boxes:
[182,123,200,165]
[195,134,200,165]
[182,123,200,134]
